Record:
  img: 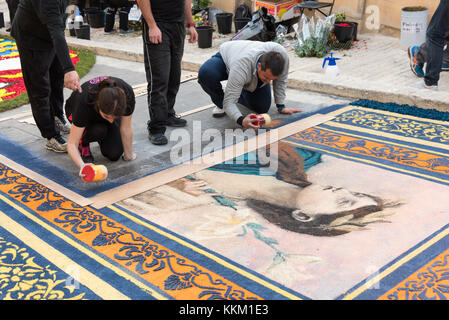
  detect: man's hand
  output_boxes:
[64,70,82,93]
[187,26,198,43]
[279,107,302,114]
[148,24,162,44]
[242,114,260,129]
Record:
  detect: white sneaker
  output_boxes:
[410,81,439,91]
[212,106,226,118]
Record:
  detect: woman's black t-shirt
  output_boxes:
[66,76,135,128]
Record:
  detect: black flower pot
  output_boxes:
[234,17,251,33]
[334,21,354,43]
[196,26,213,48]
[76,24,91,40]
[87,11,105,28]
[216,12,233,34]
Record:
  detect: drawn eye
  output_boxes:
[337,198,355,207]
[292,210,313,222]
[352,192,366,198]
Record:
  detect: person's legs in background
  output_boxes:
[424,0,449,87]
[5,0,19,31]
[119,6,134,35]
[104,6,118,34]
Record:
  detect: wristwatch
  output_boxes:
[186,22,195,28]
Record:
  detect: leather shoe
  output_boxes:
[149,133,168,145]
[166,115,187,127]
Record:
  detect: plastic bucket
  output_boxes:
[234,18,251,33]
[216,12,233,34]
[76,24,90,40]
[87,11,104,28]
[197,26,213,48]
[401,6,428,49]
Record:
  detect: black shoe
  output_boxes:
[166,115,187,127]
[149,133,168,145]
[79,144,94,163]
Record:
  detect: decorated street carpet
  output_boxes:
[0,38,80,106]
[2,103,449,300]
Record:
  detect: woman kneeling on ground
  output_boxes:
[65,76,136,178]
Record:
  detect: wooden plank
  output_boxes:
[178,104,215,117]
[0,154,93,207]
[0,110,32,122]
[132,72,198,98]
[89,113,335,209]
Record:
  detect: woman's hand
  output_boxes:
[122,153,137,161]
[79,163,93,178]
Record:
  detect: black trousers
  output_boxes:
[6,0,19,24]
[65,96,124,162]
[425,0,449,85]
[142,21,185,134]
[16,44,64,139]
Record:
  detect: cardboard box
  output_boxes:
[254,0,301,22]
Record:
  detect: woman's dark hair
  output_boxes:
[259,51,285,77]
[94,79,127,116]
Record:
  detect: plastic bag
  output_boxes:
[231,7,276,42]
[293,14,336,58]
[273,24,288,44]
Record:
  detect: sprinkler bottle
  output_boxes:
[322,52,340,77]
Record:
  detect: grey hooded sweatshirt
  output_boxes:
[218,40,289,122]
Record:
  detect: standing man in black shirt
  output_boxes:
[11,0,82,153]
[137,0,198,145]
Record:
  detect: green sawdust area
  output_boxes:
[0,34,96,113]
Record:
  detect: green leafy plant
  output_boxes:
[295,37,330,58]
[335,12,346,22]
[193,0,212,10]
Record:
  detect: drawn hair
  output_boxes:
[246,196,401,237]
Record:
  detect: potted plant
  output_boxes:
[192,0,212,15]
[194,10,213,48]
[333,11,355,43]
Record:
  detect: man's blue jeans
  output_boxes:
[425,0,449,86]
[198,53,271,115]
